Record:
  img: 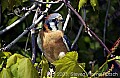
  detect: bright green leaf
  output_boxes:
[10,63,18,78]
[115,56,120,64]
[40,56,49,78]
[0,61,4,69]
[0,52,12,69]
[90,0,99,10]
[0,52,11,59]
[53,52,86,78]
[78,0,88,12]
[6,54,24,68]
[18,58,39,78]
[2,52,12,58]
[0,68,13,78]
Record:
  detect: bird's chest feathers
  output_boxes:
[42,30,64,46]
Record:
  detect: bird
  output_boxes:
[37,13,71,63]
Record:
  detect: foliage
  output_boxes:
[0,53,39,78]
[78,0,98,11]
[0,0,120,78]
[53,52,86,78]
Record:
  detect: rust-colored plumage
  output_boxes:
[39,30,68,63]
[37,13,69,63]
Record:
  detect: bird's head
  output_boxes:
[43,13,64,32]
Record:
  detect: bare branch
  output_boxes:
[32,0,62,4]
[63,8,70,31]
[62,0,111,54]
[0,4,52,51]
[103,0,111,56]
[53,3,64,12]
[31,8,40,63]
[71,8,86,49]
[88,29,111,54]
[0,3,37,35]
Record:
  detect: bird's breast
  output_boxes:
[39,30,68,63]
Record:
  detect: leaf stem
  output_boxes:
[78,64,88,76]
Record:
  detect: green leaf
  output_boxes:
[84,36,91,43]
[1,0,8,12]
[90,0,99,10]
[8,0,15,11]
[0,68,13,78]
[40,56,49,78]
[53,52,86,78]
[0,52,12,69]
[22,0,29,2]
[115,56,120,64]
[0,51,12,59]
[93,64,99,73]
[0,61,4,69]
[100,64,108,73]
[2,52,12,58]
[78,0,88,12]
[5,54,39,78]
[6,54,25,68]
[18,58,39,78]
[10,63,18,78]
[14,0,22,7]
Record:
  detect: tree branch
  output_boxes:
[0,3,37,35]
[63,8,70,31]
[103,0,111,56]
[31,8,40,63]
[32,0,62,4]
[62,0,111,54]
[0,4,52,51]
[71,8,86,49]
[53,3,64,12]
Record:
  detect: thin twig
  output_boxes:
[103,0,111,56]
[107,37,120,59]
[33,0,62,4]
[63,8,70,31]
[0,3,37,35]
[0,4,52,51]
[71,8,86,49]
[24,32,30,52]
[22,7,37,12]
[63,0,87,27]
[31,8,39,63]
[88,29,111,53]
[53,3,64,12]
